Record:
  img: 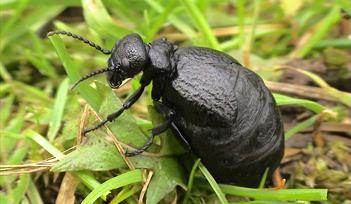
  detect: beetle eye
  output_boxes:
[121,57,130,68]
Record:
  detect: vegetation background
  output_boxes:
[0,0,350,203]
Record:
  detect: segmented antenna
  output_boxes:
[71,67,114,90]
[47,31,112,55]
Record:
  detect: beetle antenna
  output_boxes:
[71,67,114,90]
[47,31,112,55]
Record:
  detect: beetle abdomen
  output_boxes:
[162,47,284,187]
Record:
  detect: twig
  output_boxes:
[160,24,284,41]
[78,104,90,145]
[88,106,135,170]
[265,80,337,102]
[138,170,154,204]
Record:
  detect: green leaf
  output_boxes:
[0,94,14,127]
[48,35,102,110]
[285,116,317,140]
[145,0,196,39]
[9,174,30,204]
[52,133,125,171]
[297,5,341,58]
[273,93,325,113]
[48,78,69,141]
[293,68,351,107]
[180,0,220,49]
[82,0,131,39]
[0,5,64,51]
[219,184,328,201]
[130,156,187,204]
[199,162,229,204]
[52,85,147,171]
[10,81,53,108]
[97,85,148,147]
[81,169,142,204]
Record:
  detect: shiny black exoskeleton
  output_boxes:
[48,31,284,187]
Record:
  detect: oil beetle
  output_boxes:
[48,31,284,187]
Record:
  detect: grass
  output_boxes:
[1,0,350,203]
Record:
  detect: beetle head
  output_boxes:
[107,33,149,88]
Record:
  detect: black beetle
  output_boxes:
[48,31,284,187]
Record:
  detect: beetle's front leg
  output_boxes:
[83,85,145,135]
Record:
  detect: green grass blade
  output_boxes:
[0,94,14,126]
[48,35,102,110]
[25,130,108,199]
[26,130,64,158]
[220,184,327,201]
[182,158,201,204]
[145,0,177,41]
[26,179,44,204]
[0,0,28,38]
[285,116,317,140]
[315,38,351,49]
[81,170,143,204]
[180,0,220,50]
[199,162,229,204]
[273,93,325,113]
[0,6,64,51]
[26,32,58,79]
[288,68,351,107]
[111,186,140,204]
[297,6,341,58]
[145,0,196,39]
[9,174,30,204]
[47,78,69,141]
[82,0,131,39]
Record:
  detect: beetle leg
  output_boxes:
[83,86,145,135]
[154,101,192,152]
[125,118,171,157]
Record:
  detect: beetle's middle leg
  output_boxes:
[125,118,171,156]
[153,101,191,152]
[83,85,145,135]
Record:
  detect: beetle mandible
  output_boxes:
[48,31,285,187]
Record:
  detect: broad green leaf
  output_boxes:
[52,85,147,171]
[26,130,107,199]
[81,170,142,204]
[98,86,148,147]
[273,93,325,113]
[130,156,187,204]
[52,133,125,171]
